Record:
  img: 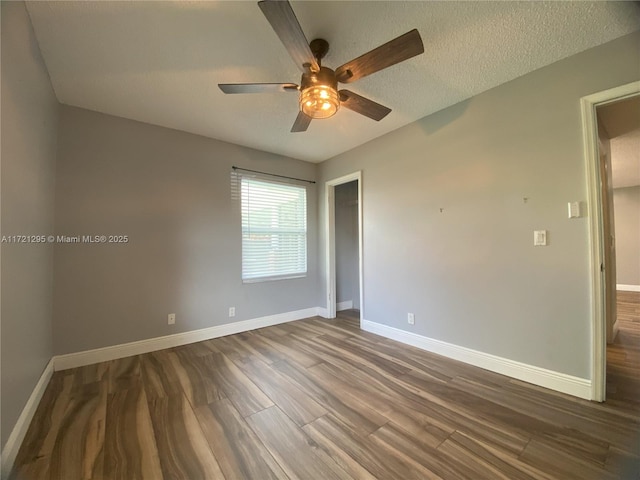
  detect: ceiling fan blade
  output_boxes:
[219,83,299,94]
[258,0,319,73]
[339,90,391,121]
[335,29,424,84]
[291,111,311,132]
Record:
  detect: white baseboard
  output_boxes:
[337,300,353,311]
[4,308,596,479]
[316,302,354,318]
[54,307,318,371]
[617,284,640,292]
[361,319,592,400]
[1,359,54,479]
[2,308,318,475]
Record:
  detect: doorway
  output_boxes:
[325,172,363,321]
[581,81,640,401]
[597,95,640,406]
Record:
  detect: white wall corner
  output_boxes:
[54,307,318,371]
[336,300,353,311]
[361,319,592,400]
[316,307,330,318]
[1,359,54,479]
[616,284,640,292]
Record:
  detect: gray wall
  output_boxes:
[317,31,640,379]
[614,186,640,286]
[1,2,58,448]
[53,106,318,355]
[335,181,359,309]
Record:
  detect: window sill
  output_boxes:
[242,273,307,284]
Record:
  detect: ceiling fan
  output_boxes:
[218,0,425,133]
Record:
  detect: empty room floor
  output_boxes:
[607,291,640,414]
[11,306,640,479]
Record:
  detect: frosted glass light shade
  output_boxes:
[300,85,340,119]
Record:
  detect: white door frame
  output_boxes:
[325,171,363,320]
[581,81,640,402]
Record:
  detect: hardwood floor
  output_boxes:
[11,305,640,479]
[607,291,640,414]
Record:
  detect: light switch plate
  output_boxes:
[534,230,547,246]
[568,201,581,218]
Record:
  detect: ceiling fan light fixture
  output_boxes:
[299,66,339,119]
[300,85,339,119]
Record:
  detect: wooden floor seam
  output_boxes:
[10,292,640,479]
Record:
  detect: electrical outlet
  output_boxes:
[229,307,235,317]
[408,313,415,325]
[168,313,176,325]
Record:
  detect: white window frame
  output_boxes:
[240,175,308,283]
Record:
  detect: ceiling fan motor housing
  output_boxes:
[300,67,340,119]
[300,67,337,92]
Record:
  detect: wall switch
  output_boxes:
[568,201,581,218]
[534,230,547,246]
[229,307,235,317]
[408,313,415,325]
[168,313,175,325]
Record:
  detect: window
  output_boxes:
[241,176,307,282]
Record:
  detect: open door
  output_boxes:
[581,81,640,401]
[325,172,363,322]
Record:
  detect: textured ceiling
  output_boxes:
[598,96,640,189]
[25,1,640,163]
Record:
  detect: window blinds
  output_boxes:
[241,176,307,281]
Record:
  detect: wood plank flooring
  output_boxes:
[607,291,640,415]
[11,302,640,479]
